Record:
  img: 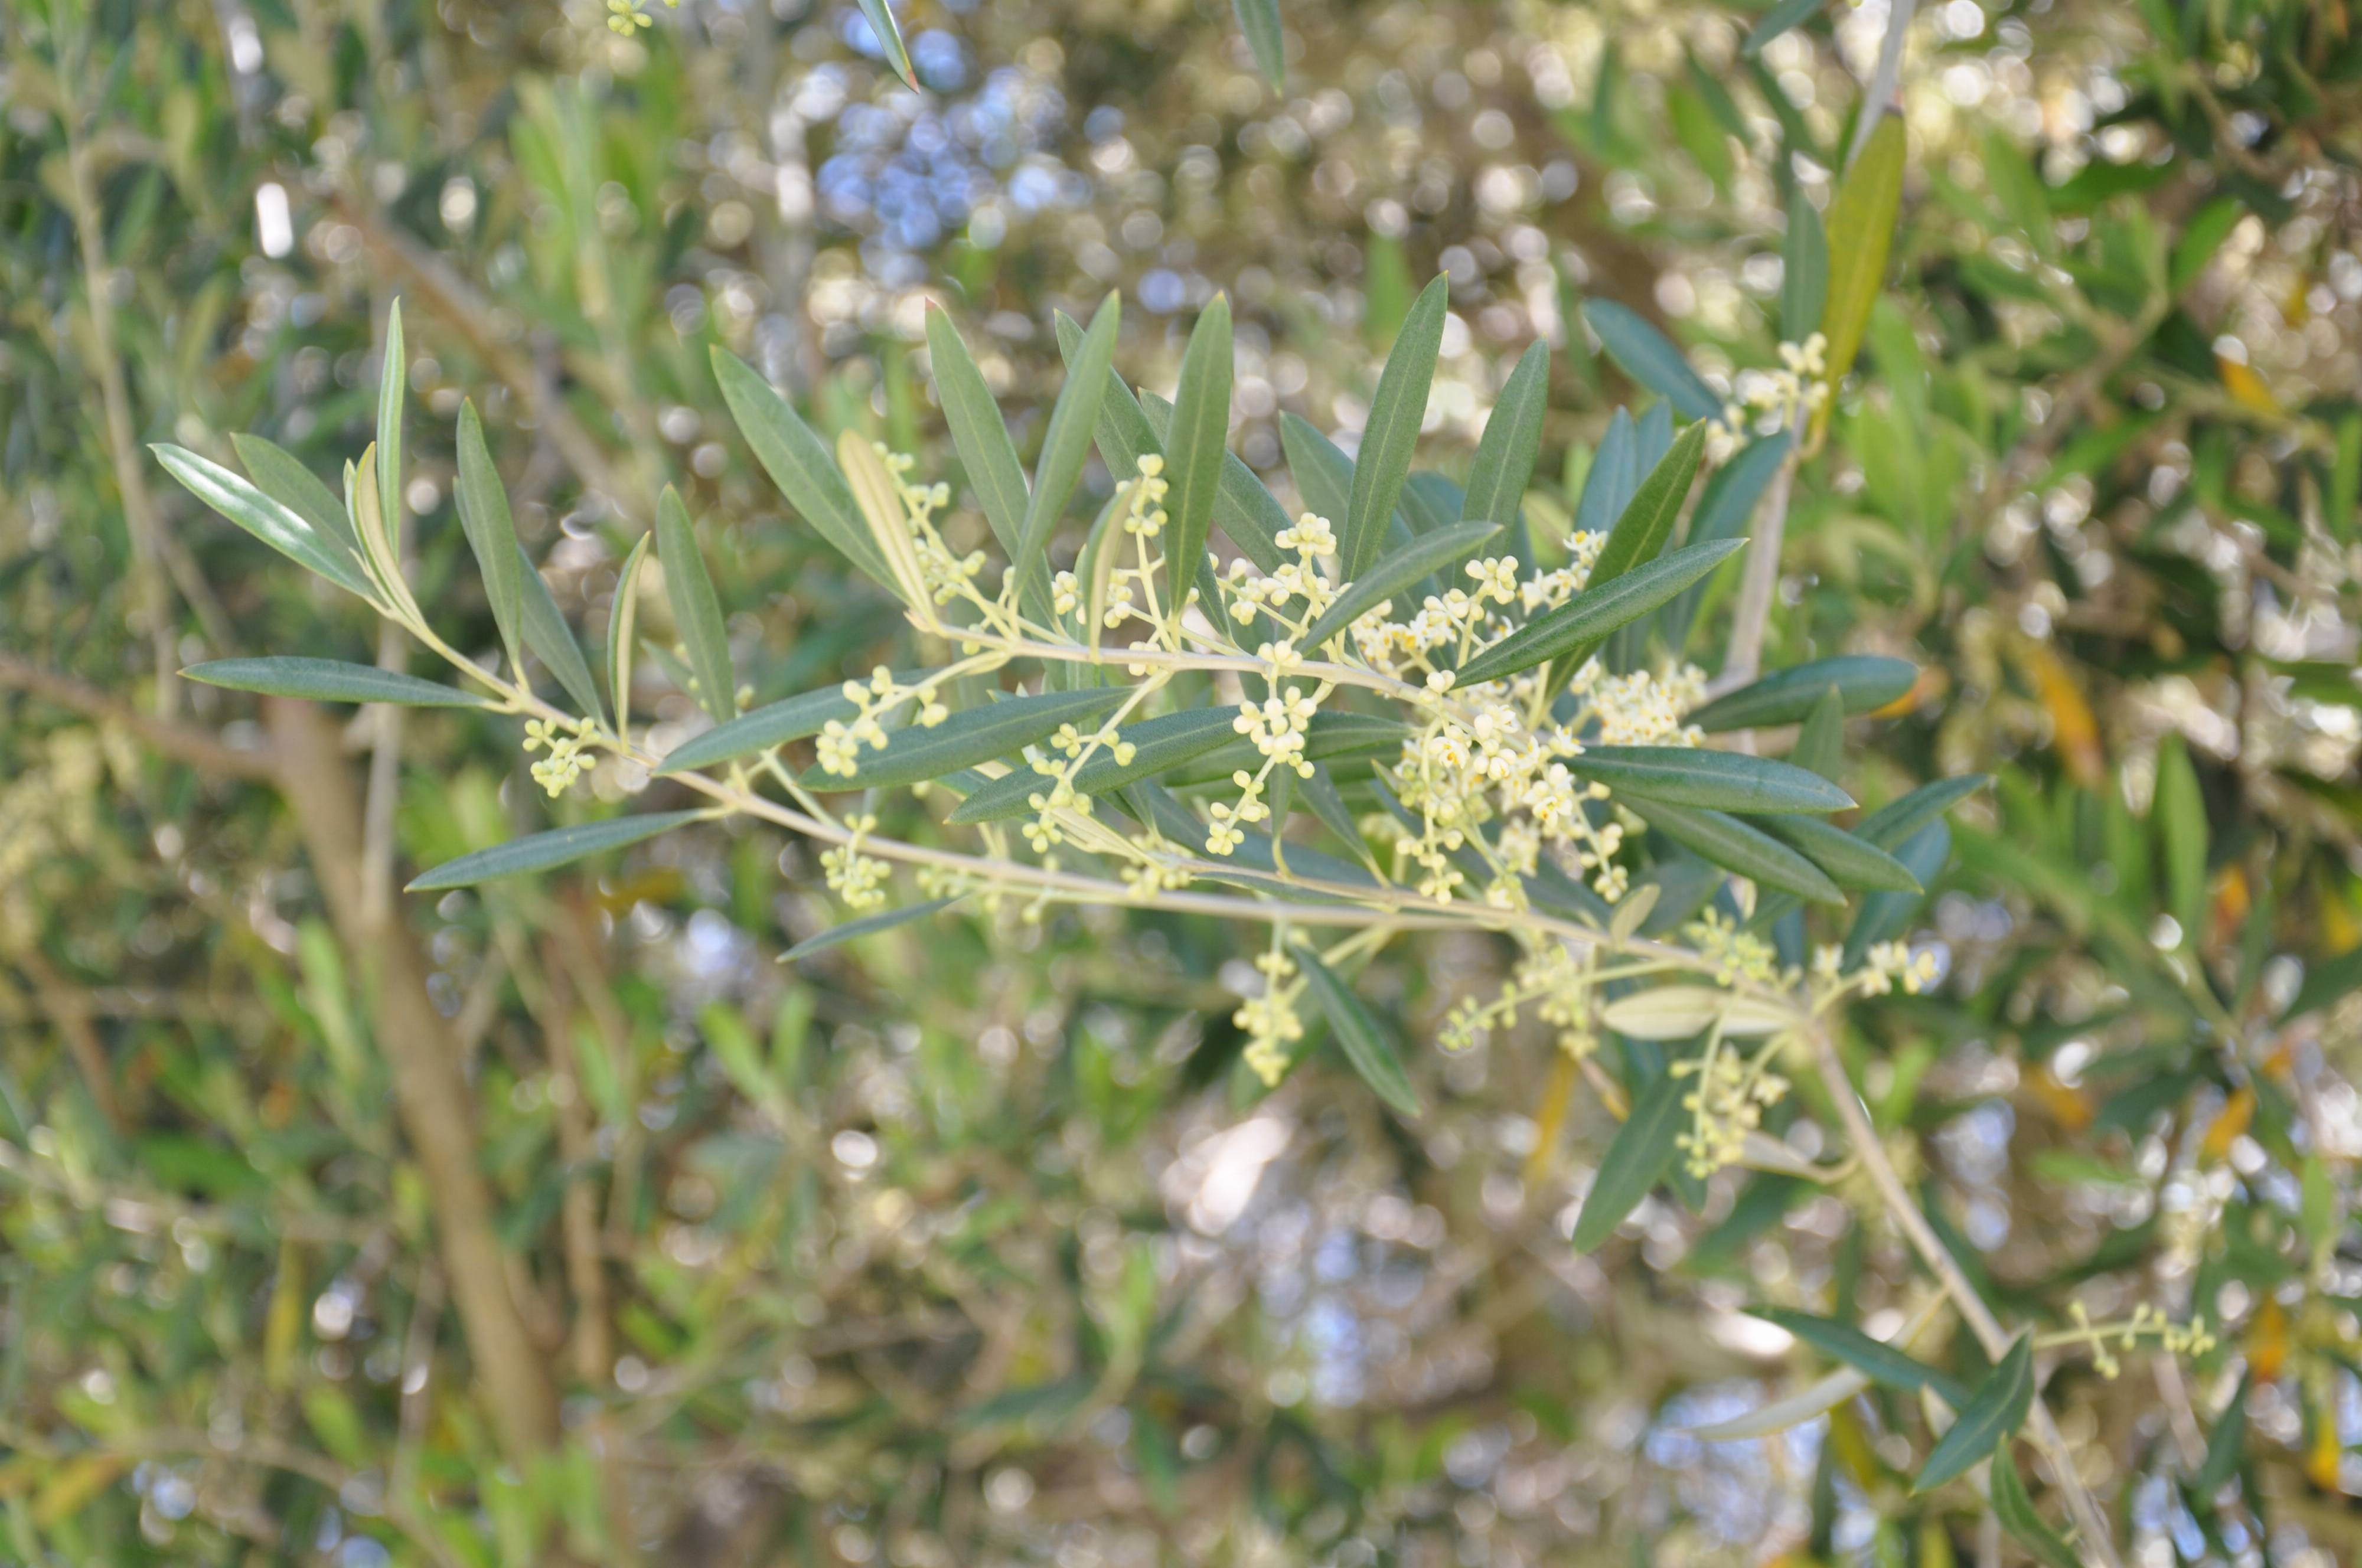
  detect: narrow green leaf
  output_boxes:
[1628,799,1845,904]
[1453,534,1743,688]
[1542,421,1710,691]
[230,434,367,579]
[1842,821,1951,965]
[152,444,378,601]
[1574,410,1638,537]
[454,401,527,680]
[1232,0,1285,87]
[1665,437,1783,654]
[1743,0,1823,56]
[2194,1371,2249,1495]
[1296,948,1420,1116]
[1161,711,1410,788]
[1299,521,1499,652]
[2154,732,2208,943]
[1163,296,1235,618]
[1688,655,1917,731]
[948,708,1242,822]
[656,670,932,776]
[1790,686,1846,779]
[1019,293,1118,608]
[1571,746,1854,815]
[1753,1309,1970,1408]
[182,658,493,708]
[515,544,607,727]
[1782,187,1829,341]
[1137,391,1291,573]
[1343,276,1449,579]
[782,898,958,963]
[376,300,404,561]
[1818,116,1907,419]
[407,811,706,891]
[606,532,651,737]
[710,346,896,590]
[1571,1061,1688,1251]
[926,305,1030,563]
[1584,300,1719,420]
[1055,310,1291,575]
[2171,197,2242,295]
[1297,763,1377,873]
[1463,340,1549,531]
[2329,410,2360,541]
[1991,1449,2080,1568]
[1281,410,1353,525]
[855,0,918,88]
[1913,1334,2035,1494]
[655,488,736,724]
[1852,775,1989,851]
[802,687,1130,792]
[1769,816,1923,892]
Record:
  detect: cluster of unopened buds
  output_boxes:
[1226,512,1341,626]
[1686,910,1787,988]
[815,667,949,778]
[1707,334,1831,459]
[2057,1301,2218,1379]
[1236,943,1306,1086]
[1852,939,1943,996]
[523,716,599,798]
[1020,721,1139,851]
[821,814,890,910]
[605,0,680,34]
[1205,680,1322,858]
[1673,1034,1791,1178]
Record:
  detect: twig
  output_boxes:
[0,652,279,779]
[1807,1019,2124,1567]
[12,946,130,1135]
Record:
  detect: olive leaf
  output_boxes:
[1913,1334,2035,1494]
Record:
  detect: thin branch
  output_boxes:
[12,947,131,1135]
[1808,1019,2123,1567]
[0,652,279,780]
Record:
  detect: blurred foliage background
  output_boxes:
[3,0,2362,1563]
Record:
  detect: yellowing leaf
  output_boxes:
[2020,642,2104,790]
[2201,1087,2255,1163]
[2216,355,2283,416]
[1812,115,1906,442]
[2246,1295,2288,1381]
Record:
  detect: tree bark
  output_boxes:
[265,698,560,1462]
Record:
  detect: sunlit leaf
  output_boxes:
[153,444,377,601]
